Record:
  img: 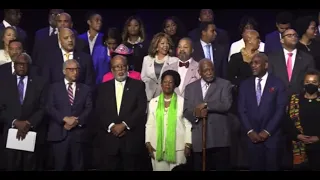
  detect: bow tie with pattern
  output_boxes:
[179,61,189,68]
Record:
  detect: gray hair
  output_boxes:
[199,58,213,65]
[62,59,80,71]
[16,52,32,64]
[252,53,268,63]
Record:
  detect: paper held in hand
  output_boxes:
[6,128,37,152]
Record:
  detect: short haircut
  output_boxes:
[161,70,181,88]
[304,69,320,81]
[276,11,293,24]
[238,16,258,34]
[8,39,23,48]
[16,52,32,64]
[199,21,214,35]
[85,11,101,21]
[252,53,269,63]
[63,59,80,71]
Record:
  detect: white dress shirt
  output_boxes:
[87,31,99,55]
[200,40,213,62]
[2,20,13,28]
[107,80,130,132]
[64,79,76,97]
[49,26,57,36]
[177,58,192,92]
[283,48,297,72]
[200,79,210,99]
[228,38,265,61]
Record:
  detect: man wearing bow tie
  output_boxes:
[163,38,200,97]
[46,59,93,171]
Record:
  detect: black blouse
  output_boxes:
[296,40,320,71]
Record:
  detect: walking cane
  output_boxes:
[201,108,207,171]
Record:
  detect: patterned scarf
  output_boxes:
[288,94,307,165]
[155,93,177,163]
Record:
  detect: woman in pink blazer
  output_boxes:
[102,44,142,82]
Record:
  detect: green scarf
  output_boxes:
[155,92,177,163]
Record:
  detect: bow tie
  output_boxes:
[179,61,189,68]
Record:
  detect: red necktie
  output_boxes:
[287,53,293,81]
[179,61,189,68]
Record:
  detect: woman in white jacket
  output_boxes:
[145,70,192,171]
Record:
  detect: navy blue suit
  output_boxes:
[46,81,92,171]
[238,74,288,171]
[264,31,282,54]
[78,32,104,53]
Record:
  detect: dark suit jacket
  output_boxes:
[264,31,282,54]
[238,74,288,148]
[268,49,315,95]
[0,23,28,51]
[188,27,230,50]
[42,48,95,88]
[78,32,104,52]
[93,78,147,155]
[192,40,228,78]
[46,81,92,142]
[0,75,48,144]
[32,33,90,69]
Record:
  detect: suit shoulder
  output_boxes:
[268,74,285,85]
[299,50,313,60]
[186,79,200,89]
[216,77,232,86]
[265,31,277,38]
[30,76,47,85]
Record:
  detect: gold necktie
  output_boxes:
[116,82,124,114]
[64,53,70,60]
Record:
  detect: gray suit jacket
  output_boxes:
[162,59,201,97]
[183,78,233,152]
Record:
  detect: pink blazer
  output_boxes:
[102,71,141,82]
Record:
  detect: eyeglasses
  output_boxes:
[282,34,298,38]
[66,68,80,72]
[112,65,127,71]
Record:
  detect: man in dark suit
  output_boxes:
[34,9,64,40]
[42,28,95,88]
[238,53,287,171]
[188,9,229,50]
[264,12,293,54]
[192,21,228,79]
[0,40,39,80]
[0,53,47,171]
[183,59,233,171]
[46,59,92,171]
[78,11,104,55]
[0,9,27,51]
[268,29,315,96]
[32,12,89,69]
[94,55,147,170]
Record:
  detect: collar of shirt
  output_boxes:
[61,48,73,57]
[127,37,142,44]
[200,39,211,48]
[49,26,57,35]
[283,48,297,55]
[200,78,210,89]
[87,31,98,41]
[11,62,14,74]
[64,78,76,87]
[3,20,12,28]
[255,72,268,82]
[115,79,126,86]
[16,75,28,82]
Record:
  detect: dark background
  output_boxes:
[1,9,319,51]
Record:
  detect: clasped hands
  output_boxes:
[63,116,78,130]
[146,142,191,159]
[248,130,270,144]
[111,123,126,138]
[297,134,319,144]
[14,120,31,140]
[194,103,208,119]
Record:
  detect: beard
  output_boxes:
[178,52,190,61]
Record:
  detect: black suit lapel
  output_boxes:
[119,78,131,116]
[73,83,81,106]
[259,75,271,108]
[291,51,304,84]
[249,77,259,108]
[22,77,35,106]
[194,41,205,61]
[59,81,72,107]
[277,50,290,83]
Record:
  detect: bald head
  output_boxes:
[59,28,75,52]
[56,12,73,29]
[199,58,213,68]
[49,9,64,27]
[243,29,258,42]
[242,29,261,50]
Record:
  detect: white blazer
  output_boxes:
[145,95,192,151]
[141,55,179,101]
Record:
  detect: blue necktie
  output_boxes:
[256,78,262,105]
[18,76,25,104]
[205,44,211,60]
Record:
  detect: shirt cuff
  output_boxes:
[263,129,271,136]
[107,123,115,133]
[122,121,130,130]
[247,129,253,135]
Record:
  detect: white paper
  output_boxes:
[6,128,37,152]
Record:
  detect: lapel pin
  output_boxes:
[126,88,129,91]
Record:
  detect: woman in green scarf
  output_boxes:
[145,70,192,171]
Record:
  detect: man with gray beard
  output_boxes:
[163,38,201,97]
[93,55,147,170]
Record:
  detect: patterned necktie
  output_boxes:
[203,83,210,100]
[256,78,262,105]
[116,81,124,114]
[67,82,74,105]
[65,53,70,60]
[18,76,25,104]
[287,53,293,81]
[205,44,211,60]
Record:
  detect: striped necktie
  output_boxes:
[67,82,74,105]
[256,78,262,105]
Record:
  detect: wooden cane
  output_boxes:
[201,110,207,171]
